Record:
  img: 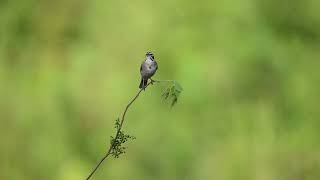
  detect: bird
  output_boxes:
[139,52,158,90]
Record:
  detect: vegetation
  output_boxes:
[86,80,182,179]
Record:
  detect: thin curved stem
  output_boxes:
[86,82,153,180]
[151,79,174,83]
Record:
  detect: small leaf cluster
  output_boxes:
[162,80,183,107]
[109,118,136,158]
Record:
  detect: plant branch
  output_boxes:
[86,79,182,179]
[151,79,173,83]
[86,81,153,180]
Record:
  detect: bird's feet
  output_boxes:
[150,78,155,85]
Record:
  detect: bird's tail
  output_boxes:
[139,78,148,89]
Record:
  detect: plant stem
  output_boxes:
[86,79,177,179]
[86,82,153,180]
[151,79,174,83]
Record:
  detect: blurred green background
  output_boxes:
[1,0,320,179]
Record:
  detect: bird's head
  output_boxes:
[146,52,155,60]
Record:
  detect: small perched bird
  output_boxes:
[139,52,158,89]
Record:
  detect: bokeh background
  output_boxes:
[1,0,320,179]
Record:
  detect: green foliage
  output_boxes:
[109,79,182,159]
[108,80,183,159]
[109,118,136,158]
[162,81,183,107]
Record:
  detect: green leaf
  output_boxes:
[109,118,136,158]
[161,80,183,107]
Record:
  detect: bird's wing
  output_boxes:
[140,60,145,72]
